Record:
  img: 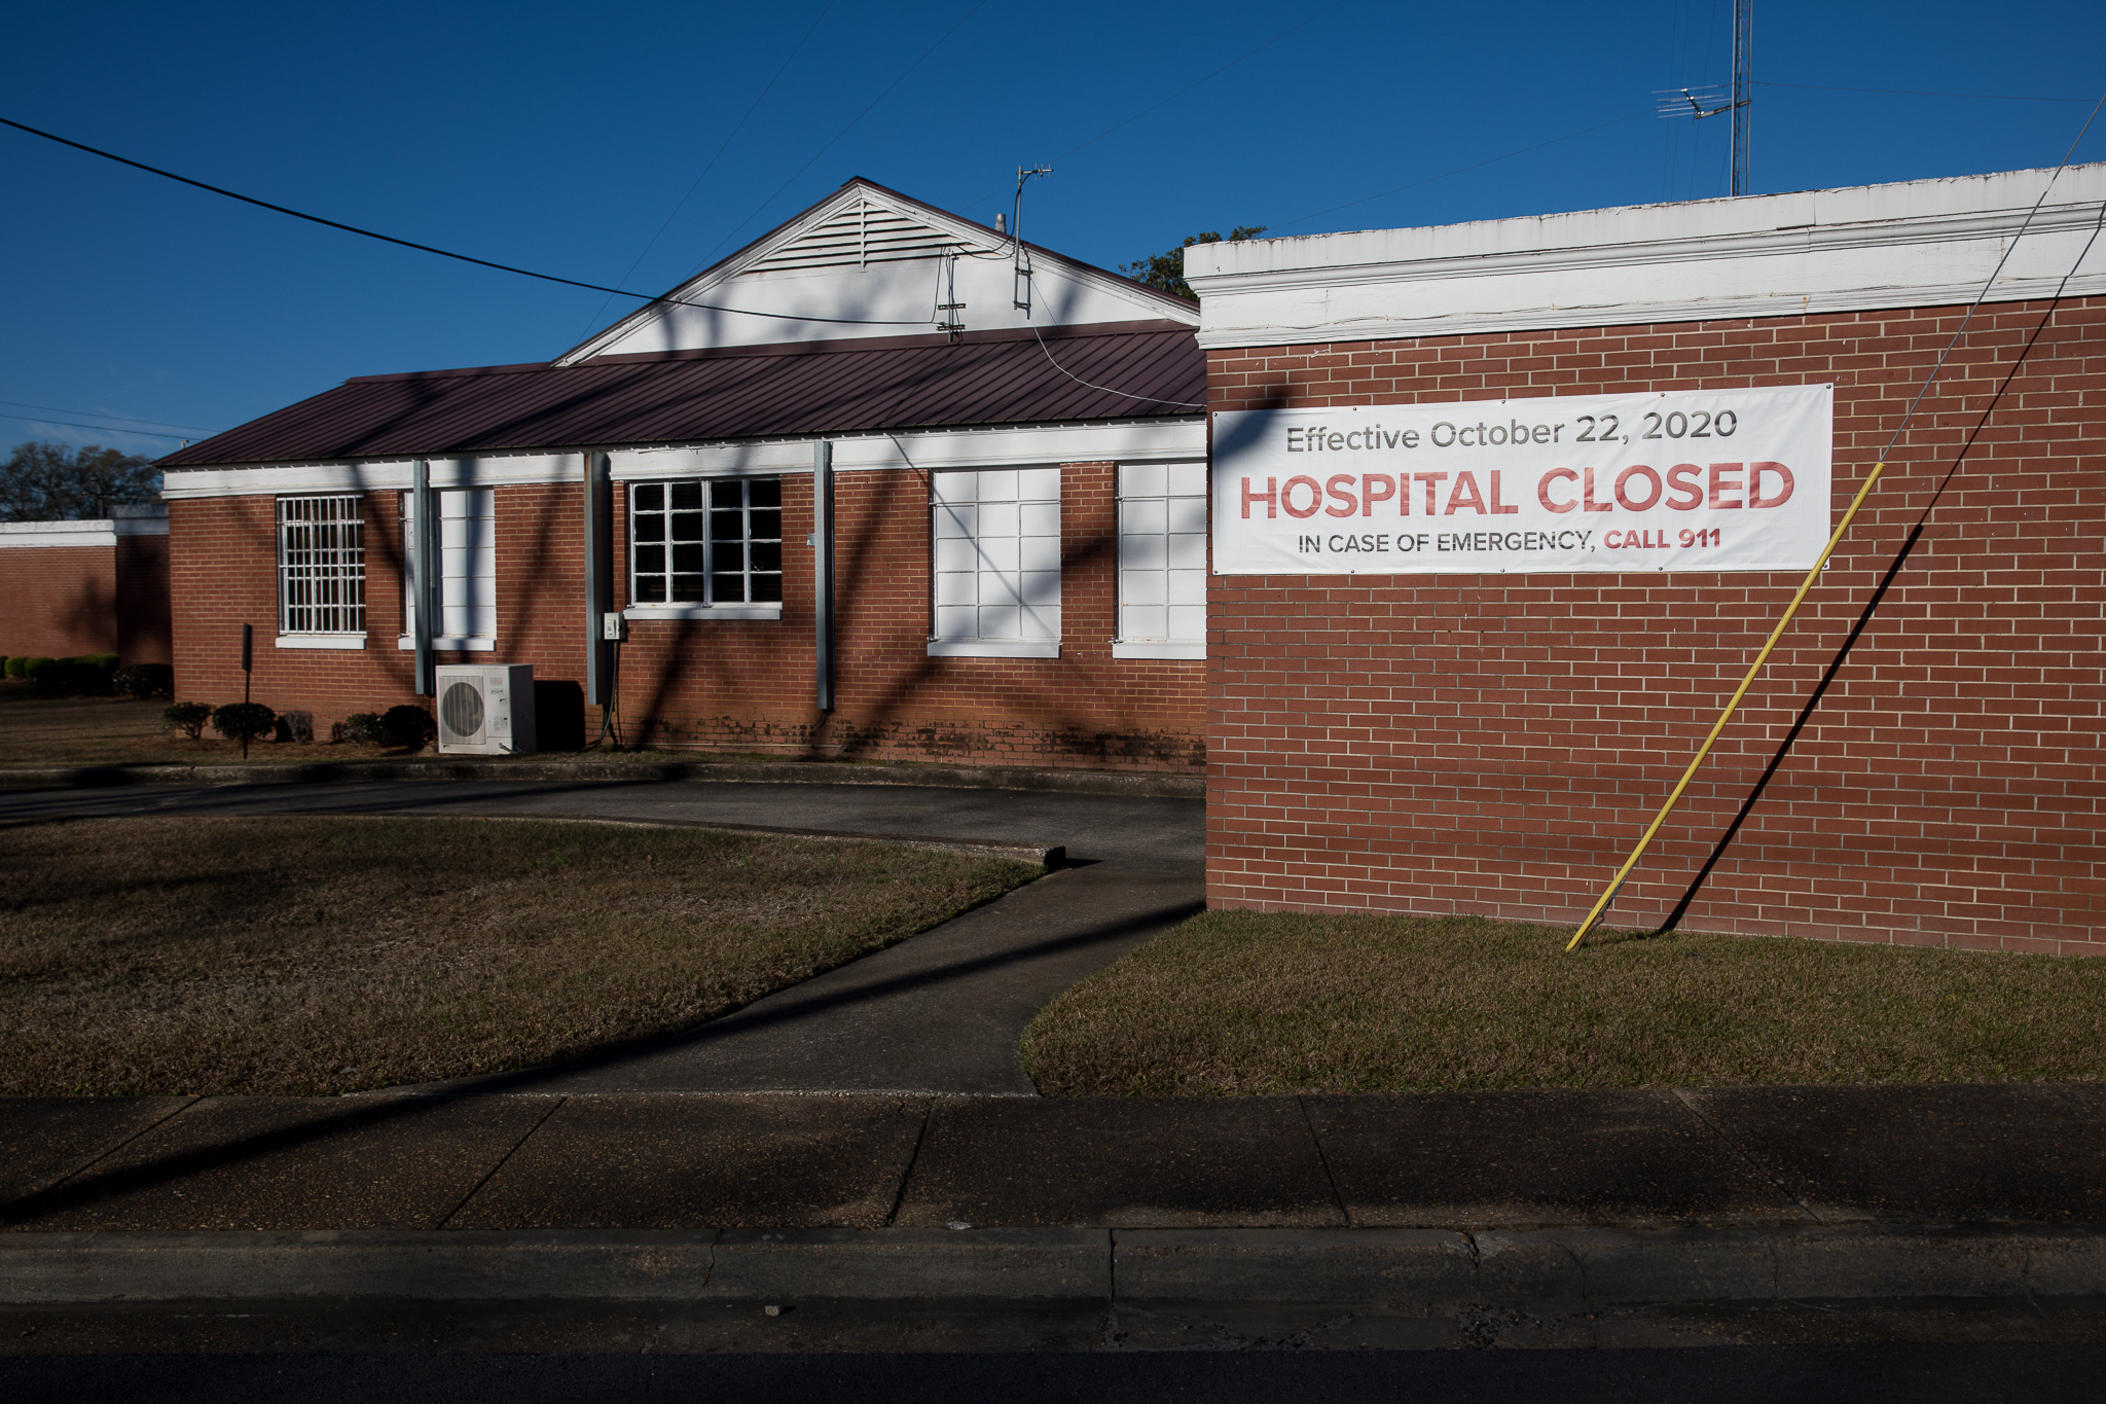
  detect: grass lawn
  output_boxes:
[1021,911,2106,1096]
[2,816,1038,1096]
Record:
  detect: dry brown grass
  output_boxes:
[1021,911,2106,1096]
[2,816,1037,1095]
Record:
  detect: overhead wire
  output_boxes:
[680,0,990,278]
[0,412,190,441]
[1756,79,2094,104]
[575,1,837,339]
[1565,90,2106,951]
[0,115,931,329]
[0,400,215,434]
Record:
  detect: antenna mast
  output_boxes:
[1729,0,1753,197]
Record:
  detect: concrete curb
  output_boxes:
[4,1224,2101,1307]
[0,757,1204,799]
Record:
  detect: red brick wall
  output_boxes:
[168,466,1205,769]
[615,462,1205,770]
[1206,297,2106,954]
[170,485,585,728]
[0,543,118,658]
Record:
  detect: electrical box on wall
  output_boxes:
[436,664,537,755]
[602,612,627,641]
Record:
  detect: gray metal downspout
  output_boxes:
[583,450,609,707]
[814,440,834,713]
[411,458,436,697]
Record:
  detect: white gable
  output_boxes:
[558,181,1194,363]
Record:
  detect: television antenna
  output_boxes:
[1655,0,1754,195]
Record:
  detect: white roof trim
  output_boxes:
[0,520,118,549]
[1186,164,2106,348]
[555,179,1193,365]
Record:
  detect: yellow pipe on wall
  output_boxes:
[1565,459,1891,952]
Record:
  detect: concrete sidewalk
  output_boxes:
[5,1086,2105,1333]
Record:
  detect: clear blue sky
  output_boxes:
[4,0,2101,460]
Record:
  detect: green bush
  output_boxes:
[75,653,118,670]
[211,702,277,744]
[381,703,437,751]
[112,663,174,699]
[25,658,71,693]
[9,655,47,681]
[163,701,212,740]
[340,711,390,745]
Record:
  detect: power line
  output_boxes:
[1756,79,2094,104]
[0,400,215,433]
[0,115,930,328]
[1267,110,1651,233]
[683,1,990,278]
[0,411,190,441]
[955,1,1349,217]
[576,1,836,338]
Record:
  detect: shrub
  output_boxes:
[24,657,71,693]
[65,655,118,694]
[340,711,390,745]
[112,663,175,699]
[4,656,31,680]
[211,702,277,745]
[163,701,212,740]
[75,653,118,670]
[381,703,437,752]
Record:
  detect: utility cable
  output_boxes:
[1755,79,2094,104]
[574,1,835,339]
[1565,92,2106,951]
[1267,111,1651,233]
[681,0,989,277]
[0,411,189,441]
[1020,266,1205,410]
[0,400,216,434]
[953,1,1347,218]
[0,115,931,329]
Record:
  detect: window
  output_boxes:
[277,494,365,645]
[628,478,782,617]
[930,467,1061,658]
[401,488,495,650]
[1115,462,1206,659]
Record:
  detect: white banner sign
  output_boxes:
[1212,385,1833,574]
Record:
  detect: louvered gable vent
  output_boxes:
[744,198,964,274]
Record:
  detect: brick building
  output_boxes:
[0,506,171,665]
[158,181,1208,770]
[1186,165,2106,955]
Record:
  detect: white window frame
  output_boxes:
[398,487,497,652]
[1113,461,1207,659]
[928,467,1062,659]
[276,494,365,648]
[624,477,784,622]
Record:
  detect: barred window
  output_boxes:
[1115,462,1206,658]
[630,478,781,606]
[930,467,1061,657]
[277,495,365,635]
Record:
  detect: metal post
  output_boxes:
[411,458,436,696]
[813,441,835,713]
[583,450,609,707]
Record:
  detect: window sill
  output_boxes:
[276,633,366,651]
[1113,641,1205,660]
[927,639,1061,660]
[625,603,783,622]
[397,636,497,652]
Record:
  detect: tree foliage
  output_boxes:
[1119,226,1267,303]
[1,441,160,521]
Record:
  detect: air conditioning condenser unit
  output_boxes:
[435,663,537,755]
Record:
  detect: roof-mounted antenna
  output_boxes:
[1012,165,1052,312]
[1654,0,1753,195]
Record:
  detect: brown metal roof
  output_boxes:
[159,321,1202,469]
